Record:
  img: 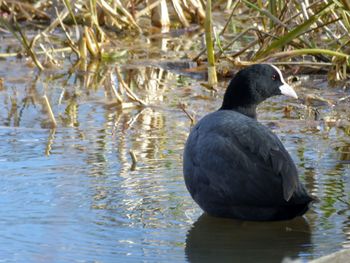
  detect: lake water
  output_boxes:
[0,34,350,263]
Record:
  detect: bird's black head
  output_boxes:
[220,64,297,118]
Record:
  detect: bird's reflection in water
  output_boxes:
[185,214,312,263]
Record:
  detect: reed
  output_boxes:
[0,0,349,78]
[205,0,217,87]
[42,95,57,128]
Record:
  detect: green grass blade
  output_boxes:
[205,0,217,86]
[0,17,44,70]
[0,17,23,45]
[260,48,350,65]
[63,0,78,26]
[254,2,334,59]
[241,0,286,28]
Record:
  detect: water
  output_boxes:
[1,40,350,262]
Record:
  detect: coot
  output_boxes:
[183,64,314,221]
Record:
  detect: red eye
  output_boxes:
[272,74,277,80]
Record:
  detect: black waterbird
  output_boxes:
[183,64,314,221]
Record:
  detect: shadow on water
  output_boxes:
[185,214,311,263]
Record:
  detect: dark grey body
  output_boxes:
[183,110,313,221]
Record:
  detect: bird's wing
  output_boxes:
[224,119,299,202]
[185,113,301,206]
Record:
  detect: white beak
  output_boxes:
[270,64,298,99]
[279,84,298,99]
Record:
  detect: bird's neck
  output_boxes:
[220,83,258,119]
[220,104,257,119]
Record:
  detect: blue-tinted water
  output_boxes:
[0,57,350,262]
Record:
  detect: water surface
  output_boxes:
[0,33,350,263]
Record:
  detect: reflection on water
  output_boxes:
[186,215,311,263]
[0,36,350,262]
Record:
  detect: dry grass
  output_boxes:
[0,1,349,84]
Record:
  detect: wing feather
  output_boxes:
[184,110,300,206]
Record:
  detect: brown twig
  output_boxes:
[179,103,195,125]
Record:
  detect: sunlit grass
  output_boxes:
[0,1,348,77]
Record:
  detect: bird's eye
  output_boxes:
[272,74,277,80]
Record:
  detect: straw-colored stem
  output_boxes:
[0,47,72,58]
[135,0,161,18]
[55,7,80,58]
[171,0,190,27]
[14,18,44,70]
[42,95,57,128]
[115,68,147,106]
[205,0,217,86]
[220,0,239,35]
[84,26,100,58]
[179,103,195,126]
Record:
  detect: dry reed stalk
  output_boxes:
[98,0,142,32]
[188,0,205,20]
[205,0,217,86]
[115,68,147,106]
[42,95,57,128]
[171,0,190,27]
[0,47,72,58]
[78,35,88,60]
[109,71,124,103]
[151,0,170,27]
[135,0,161,18]
[55,7,80,58]
[84,26,101,58]
[179,103,195,125]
